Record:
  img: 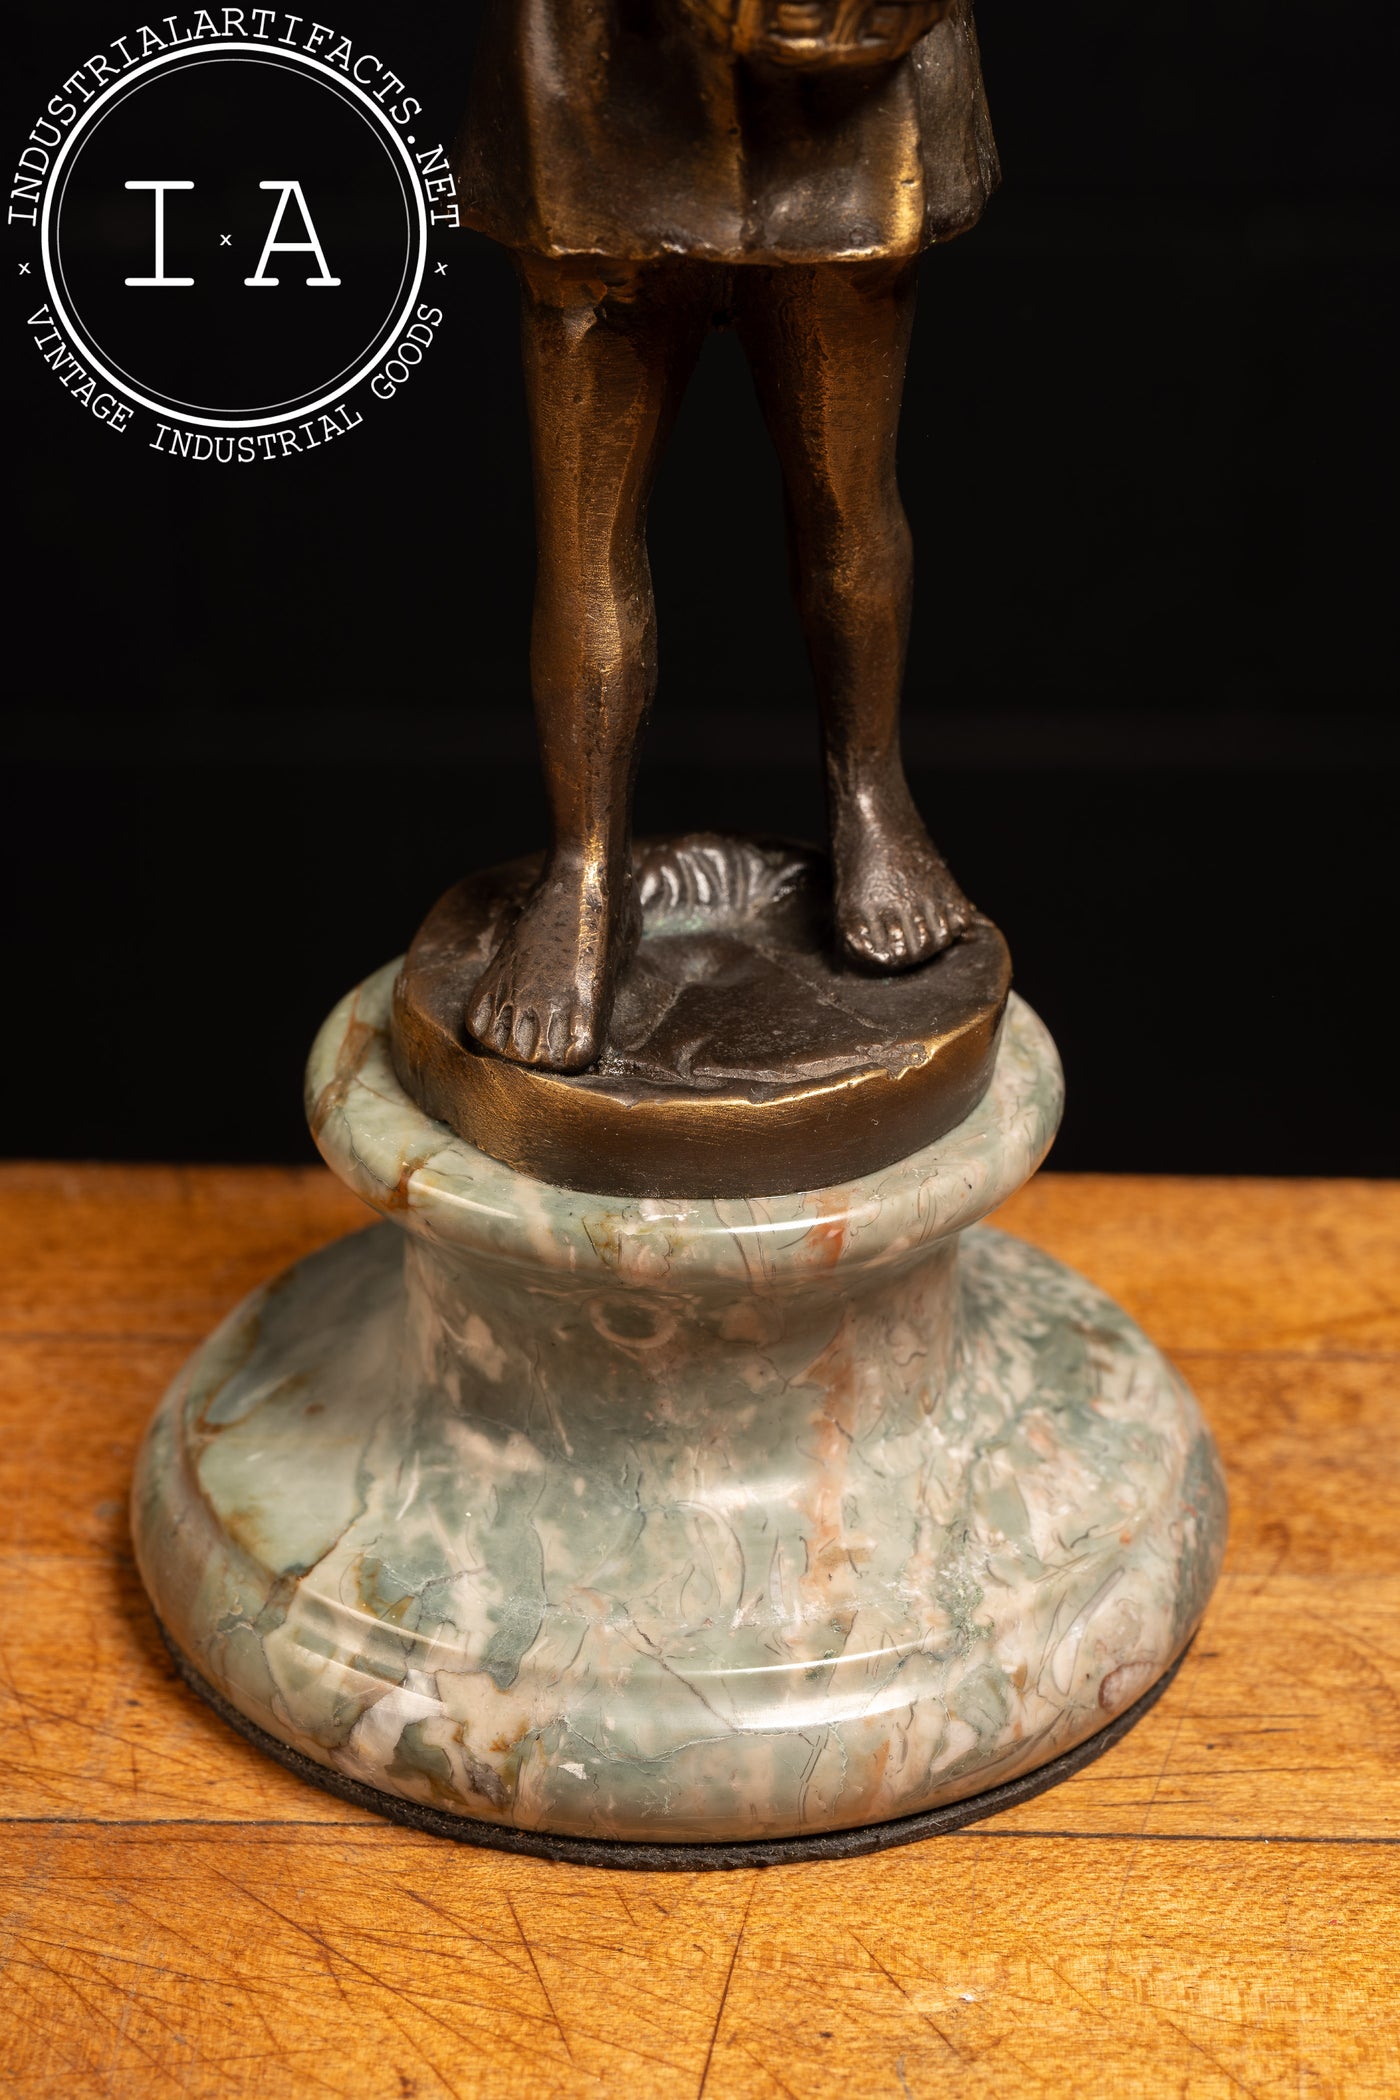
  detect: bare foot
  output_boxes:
[833,780,973,972]
[466,855,637,1071]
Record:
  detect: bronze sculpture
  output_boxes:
[133,5,1228,1867]
[452,0,1000,1074]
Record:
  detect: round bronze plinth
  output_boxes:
[390,835,1011,1198]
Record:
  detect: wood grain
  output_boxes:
[1,1162,1397,2097]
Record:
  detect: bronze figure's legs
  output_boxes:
[469,251,973,1072]
[736,260,973,970]
[467,257,712,1069]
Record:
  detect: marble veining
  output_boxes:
[132,969,1226,1845]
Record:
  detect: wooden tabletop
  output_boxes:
[1,1163,1396,2098]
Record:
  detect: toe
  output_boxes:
[511,1009,540,1062]
[544,1004,571,1067]
[564,1007,600,1071]
[466,972,499,1042]
[564,1042,591,1073]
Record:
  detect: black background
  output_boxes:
[6,1,1398,1174]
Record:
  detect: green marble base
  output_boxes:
[132,965,1227,1852]
[155,1619,1190,1869]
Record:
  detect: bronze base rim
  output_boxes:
[390,835,1012,1200]
[156,1618,1188,1873]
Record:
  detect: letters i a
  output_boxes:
[123,178,339,286]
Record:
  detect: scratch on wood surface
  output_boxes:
[1155,2009,1266,2099]
[851,1934,967,2064]
[505,1891,573,2064]
[733,2034,802,2100]
[12,1935,185,2094]
[397,1882,538,1986]
[0,1638,41,1763]
[697,1876,757,2098]
[210,1871,476,2100]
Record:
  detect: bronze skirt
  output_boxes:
[455,0,1000,264]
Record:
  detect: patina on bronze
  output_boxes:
[398,0,1003,1100]
[392,836,1010,1198]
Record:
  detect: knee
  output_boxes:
[794,504,912,610]
[532,520,652,621]
[532,570,655,692]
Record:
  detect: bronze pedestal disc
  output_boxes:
[391,835,1011,1199]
